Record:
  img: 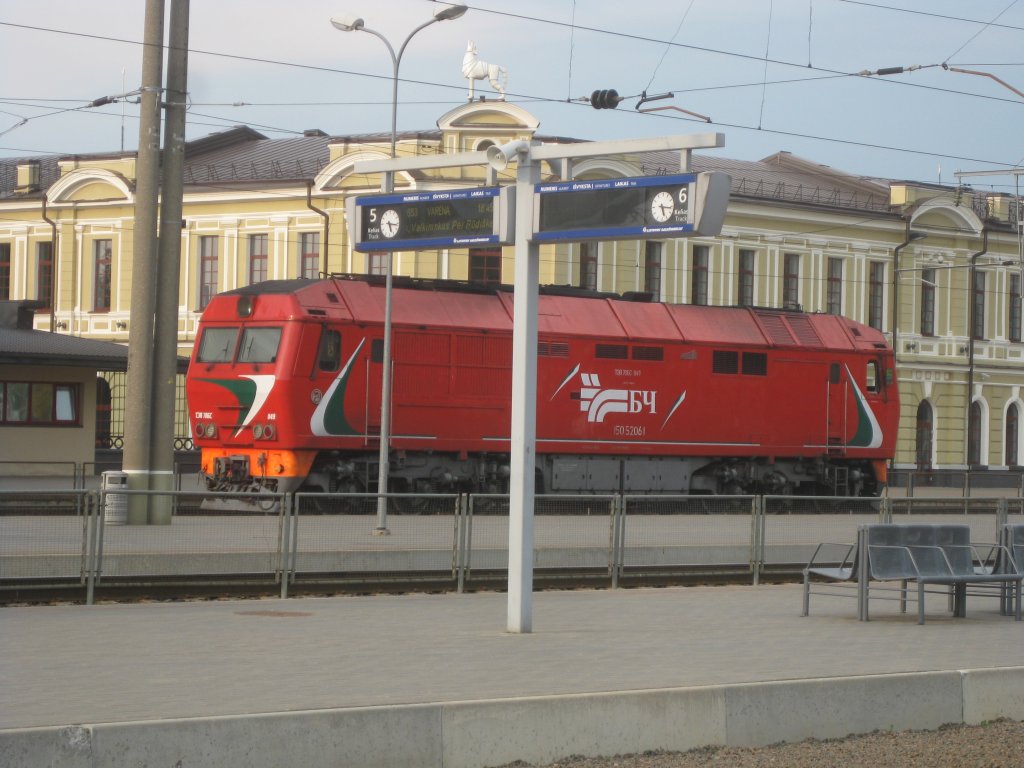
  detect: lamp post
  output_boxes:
[331,4,467,533]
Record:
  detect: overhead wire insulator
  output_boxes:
[589,89,621,110]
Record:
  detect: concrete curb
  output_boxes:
[2,667,1021,768]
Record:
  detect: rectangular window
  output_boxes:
[920,268,936,337]
[738,249,755,307]
[248,234,268,285]
[300,232,320,279]
[196,327,238,363]
[691,245,709,306]
[645,241,662,297]
[0,242,10,300]
[579,242,597,291]
[237,327,281,364]
[317,328,341,371]
[93,239,112,311]
[868,261,885,330]
[783,253,800,309]
[0,381,78,425]
[37,242,53,307]
[973,270,986,340]
[470,248,502,285]
[827,258,843,315]
[199,236,219,310]
[368,251,388,276]
[1010,273,1021,344]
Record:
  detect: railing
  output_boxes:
[1,487,1015,605]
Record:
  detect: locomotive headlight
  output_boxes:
[204,423,218,438]
[252,423,276,440]
[237,295,256,318]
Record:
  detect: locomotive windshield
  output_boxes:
[196,327,238,363]
[196,326,281,364]
[237,327,282,364]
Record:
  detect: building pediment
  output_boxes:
[437,102,540,132]
[46,168,133,204]
[314,149,420,192]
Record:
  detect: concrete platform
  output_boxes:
[1,584,1022,768]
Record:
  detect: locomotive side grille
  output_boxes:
[632,346,664,361]
[755,313,797,345]
[713,350,739,374]
[595,343,628,359]
[538,341,570,357]
[785,315,823,346]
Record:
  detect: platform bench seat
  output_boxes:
[803,523,1022,624]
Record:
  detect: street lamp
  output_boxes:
[331,3,467,533]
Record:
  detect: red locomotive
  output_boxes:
[186,275,898,498]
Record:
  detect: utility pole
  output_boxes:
[123,0,164,524]
[149,0,190,524]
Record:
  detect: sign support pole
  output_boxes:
[507,149,540,633]
[353,132,725,634]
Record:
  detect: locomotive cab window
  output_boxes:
[237,327,281,364]
[197,327,238,363]
[317,329,341,372]
[866,360,879,393]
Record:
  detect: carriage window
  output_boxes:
[829,363,840,384]
[866,360,879,393]
[197,327,238,363]
[237,327,282,364]
[318,329,341,371]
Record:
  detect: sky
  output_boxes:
[1,0,1022,194]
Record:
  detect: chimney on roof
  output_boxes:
[0,300,45,329]
[303,129,328,137]
[15,160,40,194]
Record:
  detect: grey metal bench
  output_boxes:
[803,523,1023,624]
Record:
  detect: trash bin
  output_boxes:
[102,470,128,525]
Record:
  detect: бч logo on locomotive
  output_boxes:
[578,372,656,424]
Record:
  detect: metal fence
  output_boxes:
[0,488,1017,604]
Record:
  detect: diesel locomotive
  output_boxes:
[186,275,899,498]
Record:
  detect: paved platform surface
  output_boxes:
[2,583,1023,731]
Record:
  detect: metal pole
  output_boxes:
[507,148,540,633]
[149,0,189,524]
[122,0,164,524]
[360,18,439,534]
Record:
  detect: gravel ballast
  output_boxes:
[496,719,1024,767]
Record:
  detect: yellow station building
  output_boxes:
[0,101,1021,475]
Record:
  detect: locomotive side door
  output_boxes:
[825,361,846,453]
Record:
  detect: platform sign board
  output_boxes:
[533,173,695,243]
[349,186,513,252]
[531,171,730,242]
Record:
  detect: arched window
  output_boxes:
[1006,403,1020,467]
[915,400,933,470]
[968,400,983,467]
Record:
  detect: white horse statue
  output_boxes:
[461,40,507,101]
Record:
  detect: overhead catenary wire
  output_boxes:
[0,8,1021,176]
